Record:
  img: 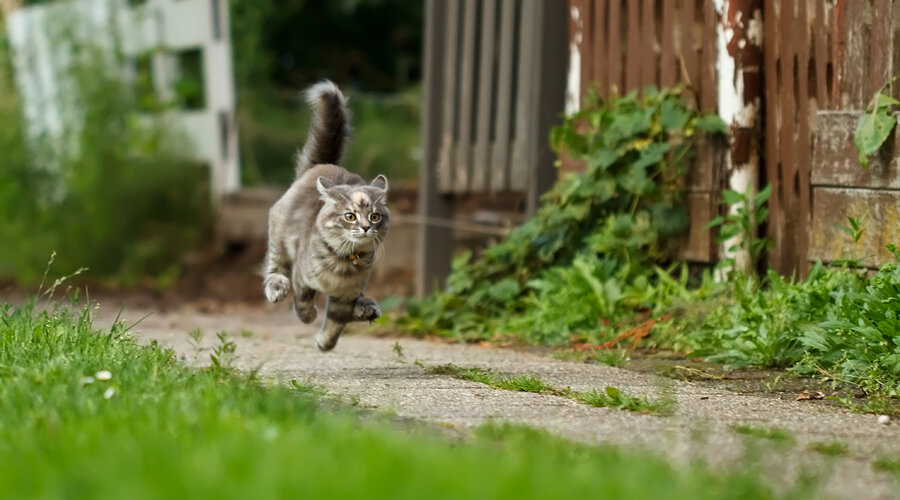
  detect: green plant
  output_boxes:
[3,301,804,499]
[807,441,847,457]
[731,425,795,445]
[854,76,899,169]
[656,259,900,404]
[210,332,238,374]
[704,184,773,276]
[837,216,866,244]
[594,349,630,367]
[575,386,673,415]
[392,340,405,362]
[400,87,727,345]
[424,363,672,415]
[831,216,869,267]
[874,456,900,477]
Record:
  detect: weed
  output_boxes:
[576,386,673,415]
[392,340,405,362]
[399,87,727,345]
[239,328,255,338]
[594,349,630,367]
[854,76,899,169]
[187,328,205,361]
[731,425,795,445]
[425,363,671,415]
[874,456,900,477]
[210,332,237,374]
[807,441,848,457]
[704,185,774,276]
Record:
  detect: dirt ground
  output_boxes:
[84,296,900,500]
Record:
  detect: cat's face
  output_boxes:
[316,175,390,249]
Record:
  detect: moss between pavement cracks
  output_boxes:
[421,362,675,416]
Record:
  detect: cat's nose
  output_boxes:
[362,225,370,232]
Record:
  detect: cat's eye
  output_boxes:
[369,213,382,223]
[344,213,357,222]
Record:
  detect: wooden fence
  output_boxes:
[569,0,724,263]
[807,0,900,269]
[418,0,568,295]
[571,0,900,274]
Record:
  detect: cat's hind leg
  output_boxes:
[315,295,355,351]
[291,272,318,324]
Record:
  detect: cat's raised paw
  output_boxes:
[264,274,290,303]
[353,297,381,322]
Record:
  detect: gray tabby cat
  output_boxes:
[263,80,389,351]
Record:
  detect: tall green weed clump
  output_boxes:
[656,261,900,398]
[401,88,727,344]
[0,17,210,286]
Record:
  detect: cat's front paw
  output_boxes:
[353,297,381,322]
[264,274,290,303]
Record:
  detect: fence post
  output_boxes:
[416,0,453,296]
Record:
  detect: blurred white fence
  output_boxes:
[5,0,240,200]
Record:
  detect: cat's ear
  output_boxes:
[316,176,336,197]
[370,174,389,192]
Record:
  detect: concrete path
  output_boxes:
[101,302,900,500]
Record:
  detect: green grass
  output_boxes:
[0,300,807,499]
[874,456,900,477]
[731,425,795,445]
[807,441,848,457]
[424,363,672,415]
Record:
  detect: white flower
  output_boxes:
[95,370,112,381]
[80,376,95,386]
[103,387,116,400]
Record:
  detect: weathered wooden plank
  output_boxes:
[812,110,900,188]
[809,187,900,267]
[832,0,866,109]
[675,191,716,263]
[436,0,460,193]
[511,0,537,192]
[686,136,719,191]
[680,0,697,91]
[418,0,454,295]
[869,0,892,101]
[762,0,782,271]
[699,0,716,111]
[453,0,478,193]
[659,0,675,88]
[608,0,622,93]
[796,0,811,276]
[625,0,641,90]
[473,0,498,192]
[592,0,608,95]
[778,0,798,274]
[640,0,656,88]
[491,0,516,192]
[813,0,827,106]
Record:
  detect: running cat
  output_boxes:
[263,80,389,351]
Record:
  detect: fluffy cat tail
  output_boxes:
[295,80,351,178]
